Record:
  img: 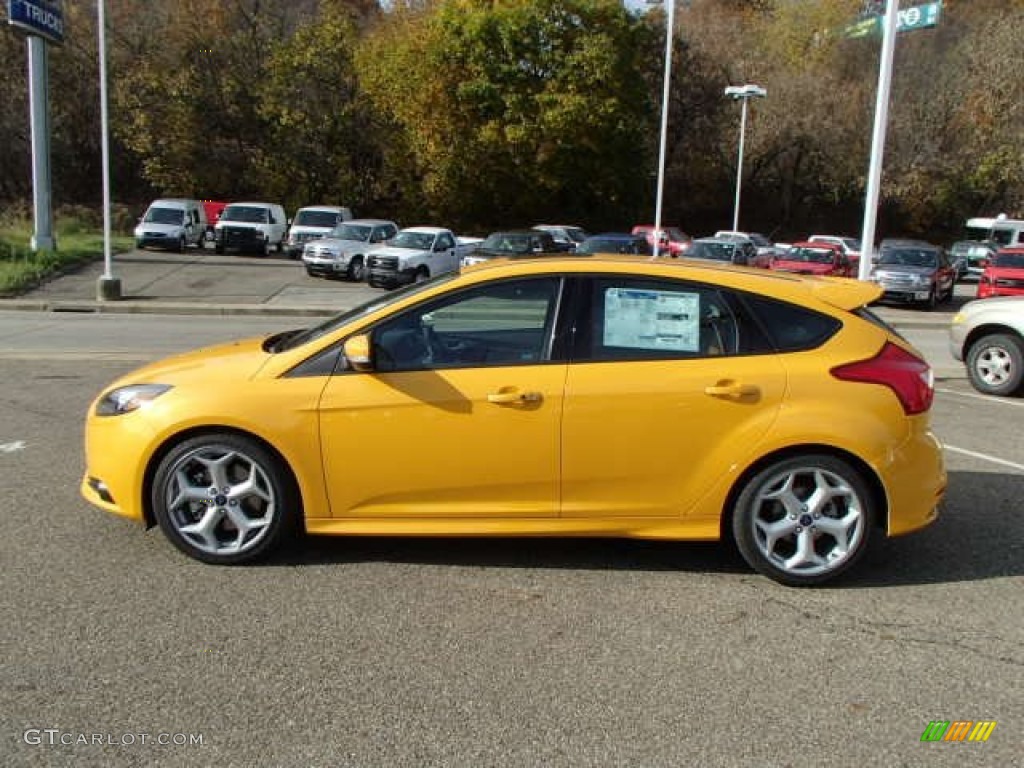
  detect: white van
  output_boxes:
[134,198,207,251]
[214,202,288,256]
[964,215,1024,248]
[285,205,353,258]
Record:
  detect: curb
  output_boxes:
[0,299,336,318]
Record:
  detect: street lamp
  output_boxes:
[724,83,766,232]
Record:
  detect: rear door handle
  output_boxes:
[704,382,759,399]
[487,390,542,405]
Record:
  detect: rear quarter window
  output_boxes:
[741,294,842,351]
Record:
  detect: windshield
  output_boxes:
[143,207,184,225]
[688,242,734,262]
[294,210,340,228]
[329,224,372,241]
[565,227,587,243]
[994,253,1024,268]
[786,247,834,264]
[480,233,533,254]
[877,248,938,268]
[221,205,269,223]
[965,225,1017,246]
[391,231,436,250]
[273,272,461,352]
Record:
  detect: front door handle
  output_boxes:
[487,390,542,405]
[704,381,759,399]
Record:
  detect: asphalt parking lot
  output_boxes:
[1,248,1019,767]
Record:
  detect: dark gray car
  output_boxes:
[870,243,956,309]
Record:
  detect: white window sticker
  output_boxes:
[603,288,700,351]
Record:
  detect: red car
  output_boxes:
[201,200,228,243]
[631,225,692,256]
[978,247,1024,298]
[770,241,853,277]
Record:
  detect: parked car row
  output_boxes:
[134,198,354,257]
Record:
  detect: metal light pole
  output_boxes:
[724,84,766,233]
[651,0,675,259]
[858,0,900,280]
[96,0,121,300]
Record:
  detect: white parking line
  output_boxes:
[944,444,1024,473]
[935,387,1024,408]
[0,440,27,454]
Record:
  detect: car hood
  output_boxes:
[134,222,183,235]
[985,266,1024,279]
[873,264,935,275]
[309,237,370,251]
[107,337,272,389]
[372,245,428,258]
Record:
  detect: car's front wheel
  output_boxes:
[732,455,874,586]
[151,433,299,564]
[347,256,365,282]
[966,333,1024,396]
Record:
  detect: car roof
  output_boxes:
[460,255,881,311]
[296,205,349,212]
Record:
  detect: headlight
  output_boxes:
[95,384,172,416]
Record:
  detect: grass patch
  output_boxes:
[0,212,133,297]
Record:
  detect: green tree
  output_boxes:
[358,0,657,230]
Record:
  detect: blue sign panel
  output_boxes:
[6,0,65,45]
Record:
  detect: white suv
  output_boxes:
[950,296,1024,396]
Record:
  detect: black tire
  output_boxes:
[731,454,875,587]
[151,433,299,565]
[414,266,430,283]
[923,288,937,310]
[347,256,365,282]
[305,267,316,277]
[177,236,186,253]
[965,333,1024,397]
[214,244,224,255]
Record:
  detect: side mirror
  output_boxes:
[343,334,373,372]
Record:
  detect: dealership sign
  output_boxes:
[6,0,64,45]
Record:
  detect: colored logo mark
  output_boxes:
[921,720,996,742]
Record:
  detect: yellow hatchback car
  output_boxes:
[82,257,945,586]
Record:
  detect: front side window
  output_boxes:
[370,277,562,372]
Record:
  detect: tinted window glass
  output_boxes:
[572,277,772,361]
[371,277,561,372]
[742,295,842,351]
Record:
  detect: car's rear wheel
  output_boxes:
[966,333,1024,396]
[732,455,874,586]
[151,433,298,565]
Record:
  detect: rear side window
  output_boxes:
[572,277,773,361]
[741,295,842,351]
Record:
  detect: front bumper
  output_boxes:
[216,227,266,252]
[80,407,159,524]
[303,255,350,275]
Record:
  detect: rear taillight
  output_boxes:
[831,342,934,415]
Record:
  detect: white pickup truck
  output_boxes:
[366,226,481,288]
